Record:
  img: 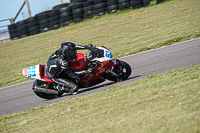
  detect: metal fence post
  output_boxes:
[9,18,14,24]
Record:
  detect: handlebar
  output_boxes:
[83,44,104,61]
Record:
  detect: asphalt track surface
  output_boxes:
[1,38,200,116]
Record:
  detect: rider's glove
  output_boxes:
[87,44,93,50]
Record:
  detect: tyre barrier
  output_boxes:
[48,10,61,30]
[130,0,143,9]
[16,20,29,38]
[59,6,73,27]
[53,3,69,10]
[27,17,40,35]
[83,1,94,19]
[71,3,84,23]
[8,24,18,40]
[94,0,107,16]
[107,0,118,14]
[8,0,166,40]
[36,10,51,32]
[157,0,165,4]
[118,0,130,11]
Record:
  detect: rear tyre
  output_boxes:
[105,61,132,81]
[32,80,63,99]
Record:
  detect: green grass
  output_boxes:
[0,0,200,88]
[1,65,199,133]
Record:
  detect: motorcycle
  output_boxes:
[22,46,132,99]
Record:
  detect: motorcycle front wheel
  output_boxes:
[105,60,132,81]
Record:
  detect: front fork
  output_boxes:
[106,59,120,77]
[112,59,120,68]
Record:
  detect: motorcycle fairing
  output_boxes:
[92,47,113,62]
[69,53,88,71]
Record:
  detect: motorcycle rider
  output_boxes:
[45,42,95,95]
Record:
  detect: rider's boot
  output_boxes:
[69,86,79,95]
[52,78,79,95]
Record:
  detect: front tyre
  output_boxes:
[105,61,132,81]
[32,80,63,99]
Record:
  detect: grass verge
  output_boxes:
[0,0,200,87]
[0,65,200,133]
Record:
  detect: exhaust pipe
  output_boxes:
[33,85,59,94]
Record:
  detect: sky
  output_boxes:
[0,0,69,30]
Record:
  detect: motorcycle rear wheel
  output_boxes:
[32,80,63,99]
[105,60,132,81]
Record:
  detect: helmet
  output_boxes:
[61,42,77,59]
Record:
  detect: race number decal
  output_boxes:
[27,66,36,78]
[105,51,113,58]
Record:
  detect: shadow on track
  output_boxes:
[45,75,141,100]
[78,75,141,94]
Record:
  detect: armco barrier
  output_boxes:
[8,0,166,40]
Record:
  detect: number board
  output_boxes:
[23,64,41,79]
